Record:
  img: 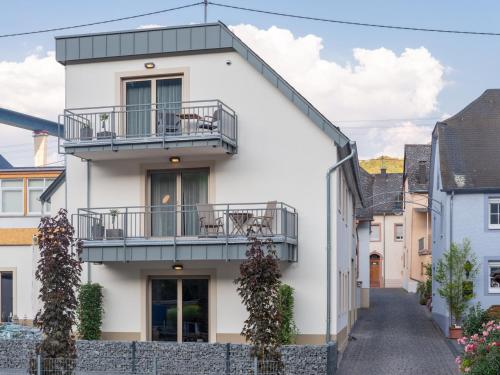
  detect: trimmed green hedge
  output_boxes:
[77,283,104,340]
[278,284,298,344]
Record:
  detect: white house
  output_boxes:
[430,89,500,335]
[45,22,365,349]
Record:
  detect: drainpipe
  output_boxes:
[326,142,356,343]
[383,213,386,288]
[87,160,91,283]
[449,190,454,327]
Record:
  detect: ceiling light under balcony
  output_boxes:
[144,62,155,69]
[169,156,181,164]
[172,264,183,271]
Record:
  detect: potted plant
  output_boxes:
[96,113,115,139]
[105,209,123,239]
[80,123,93,141]
[434,239,478,339]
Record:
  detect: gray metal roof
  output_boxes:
[372,172,404,215]
[54,22,350,148]
[0,155,12,169]
[403,144,431,193]
[436,89,500,191]
[40,170,65,203]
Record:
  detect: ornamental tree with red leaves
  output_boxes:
[35,208,82,360]
[235,238,282,362]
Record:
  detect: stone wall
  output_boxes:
[0,340,336,374]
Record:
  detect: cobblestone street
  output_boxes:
[338,289,459,375]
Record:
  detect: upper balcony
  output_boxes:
[74,202,298,263]
[59,100,237,159]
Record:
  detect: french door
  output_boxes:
[150,278,209,342]
[124,77,182,137]
[150,169,208,237]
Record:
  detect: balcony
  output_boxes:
[59,100,237,159]
[75,202,297,262]
[418,234,432,256]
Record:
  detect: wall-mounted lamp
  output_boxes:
[144,62,155,69]
[169,156,181,164]
[172,264,183,271]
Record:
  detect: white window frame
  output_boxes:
[488,261,500,294]
[394,223,404,241]
[27,178,54,216]
[0,179,24,215]
[370,223,381,242]
[488,198,500,230]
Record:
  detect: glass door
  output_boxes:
[151,278,209,342]
[151,172,177,237]
[126,80,151,137]
[182,170,208,236]
[156,78,182,135]
[0,272,13,322]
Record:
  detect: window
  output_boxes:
[370,223,381,241]
[488,261,500,294]
[394,224,404,241]
[27,178,54,215]
[0,179,23,214]
[489,198,500,229]
[0,271,13,322]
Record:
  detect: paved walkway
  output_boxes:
[338,289,459,375]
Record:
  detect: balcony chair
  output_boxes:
[196,109,220,132]
[197,204,225,237]
[157,111,181,135]
[247,201,277,236]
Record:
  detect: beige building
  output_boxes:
[367,169,404,288]
[402,145,432,293]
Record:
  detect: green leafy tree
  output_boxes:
[77,283,104,340]
[278,284,299,344]
[235,238,282,362]
[35,209,82,360]
[434,239,478,326]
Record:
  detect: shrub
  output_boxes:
[77,283,104,340]
[278,284,298,344]
[434,239,478,326]
[463,303,490,336]
[235,238,282,362]
[417,263,432,306]
[486,306,500,323]
[35,209,82,360]
[456,321,500,374]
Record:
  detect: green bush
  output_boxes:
[77,283,104,340]
[278,284,298,344]
[417,263,432,305]
[463,303,490,336]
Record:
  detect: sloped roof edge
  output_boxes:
[40,170,66,203]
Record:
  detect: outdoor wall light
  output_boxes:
[169,156,181,163]
[172,264,183,271]
[144,62,155,69]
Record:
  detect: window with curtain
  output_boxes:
[489,198,500,229]
[0,179,23,214]
[488,261,500,293]
[156,78,182,135]
[182,170,208,236]
[394,224,404,241]
[126,80,152,137]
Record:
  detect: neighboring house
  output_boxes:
[430,89,500,335]
[356,167,374,308]
[367,169,404,288]
[402,144,432,293]
[0,153,62,324]
[44,22,364,349]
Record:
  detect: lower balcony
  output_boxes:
[75,202,298,262]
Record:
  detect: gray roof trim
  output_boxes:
[55,22,350,148]
[0,166,64,173]
[40,170,66,203]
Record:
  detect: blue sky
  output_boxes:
[1,0,499,164]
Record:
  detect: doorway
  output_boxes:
[150,278,209,342]
[0,271,13,322]
[370,254,382,288]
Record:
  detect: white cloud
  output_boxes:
[0,50,64,166]
[230,24,446,157]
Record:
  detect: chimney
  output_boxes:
[380,167,387,176]
[33,130,48,167]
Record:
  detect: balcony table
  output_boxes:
[229,212,253,236]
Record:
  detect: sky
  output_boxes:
[1,0,500,165]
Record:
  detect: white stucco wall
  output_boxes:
[58,50,358,342]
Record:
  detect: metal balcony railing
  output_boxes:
[74,202,297,243]
[60,100,237,146]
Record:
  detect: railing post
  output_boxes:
[124,208,128,261]
[111,108,115,151]
[173,206,177,262]
[36,354,42,375]
[225,204,230,261]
